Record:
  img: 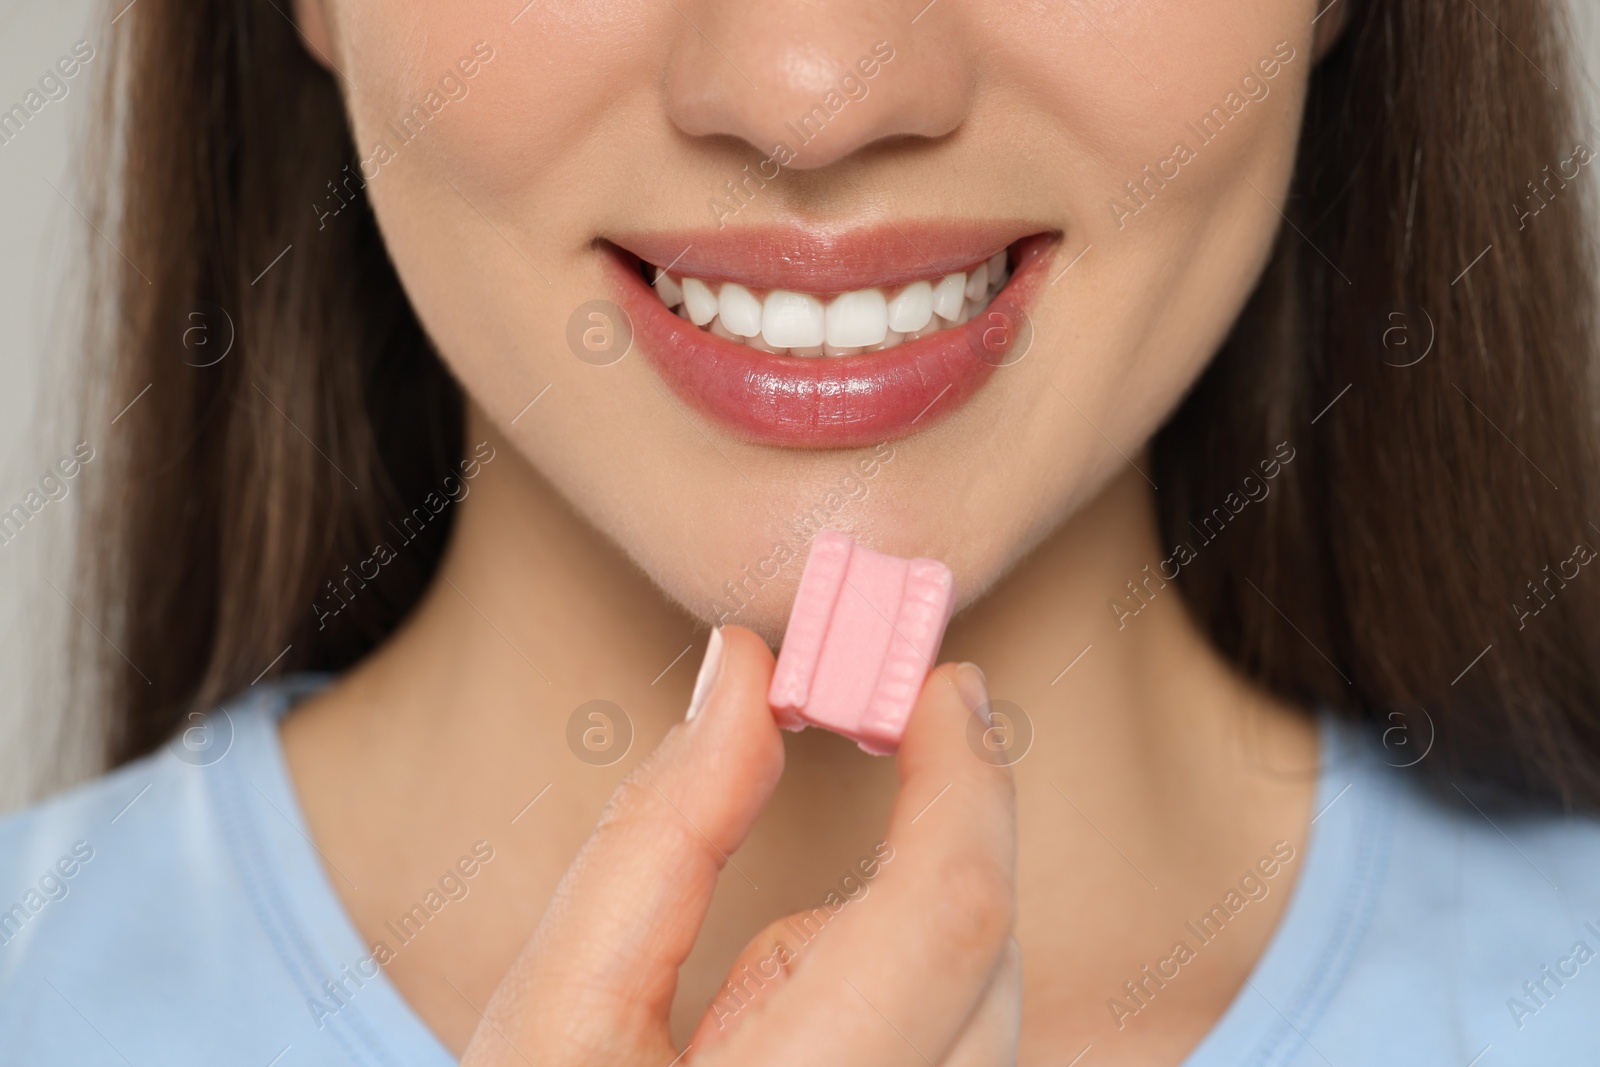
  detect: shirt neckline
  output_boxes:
[222,678,456,1067]
[1179,711,1396,1066]
[238,676,1393,1065]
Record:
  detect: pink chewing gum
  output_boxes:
[768,530,956,755]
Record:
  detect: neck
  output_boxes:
[282,405,1317,1056]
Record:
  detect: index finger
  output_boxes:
[707,662,1017,1067]
[464,626,784,1063]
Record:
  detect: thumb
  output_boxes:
[461,626,784,1065]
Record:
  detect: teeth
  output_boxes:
[762,290,826,348]
[718,282,764,338]
[648,252,1011,358]
[931,273,967,321]
[869,329,904,353]
[825,288,888,348]
[965,263,988,301]
[653,270,684,309]
[682,277,718,326]
[887,281,933,334]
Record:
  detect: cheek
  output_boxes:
[331,1,672,383]
[333,6,679,494]
[336,4,654,200]
[995,0,1311,438]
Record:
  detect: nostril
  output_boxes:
[663,10,973,171]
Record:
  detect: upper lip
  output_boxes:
[605,220,1051,292]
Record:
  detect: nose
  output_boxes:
[663,2,975,170]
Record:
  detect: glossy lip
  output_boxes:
[604,228,1060,449]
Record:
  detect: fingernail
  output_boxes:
[686,627,725,721]
[954,662,991,725]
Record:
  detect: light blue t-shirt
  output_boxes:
[2,678,1598,1064]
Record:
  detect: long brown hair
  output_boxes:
[80,0,1600,806]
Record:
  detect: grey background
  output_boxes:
[2,1,1599,809]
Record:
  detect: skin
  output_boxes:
[282,1,1349,1062]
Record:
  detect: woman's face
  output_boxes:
[299,0,1318,639]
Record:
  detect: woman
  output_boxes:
[3,0,1599,1062]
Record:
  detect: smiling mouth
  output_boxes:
[603,225,1058,449]
[644,251,1011,358]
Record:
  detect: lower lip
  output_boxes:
[605,234,1058,449]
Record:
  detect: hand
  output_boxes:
[458,625,1020,1067]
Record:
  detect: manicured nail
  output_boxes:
[954,662,991,725]
[686,627,725,721]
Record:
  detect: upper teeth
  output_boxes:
[650,251,1010,357]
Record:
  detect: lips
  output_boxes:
[604,225,1059,448]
